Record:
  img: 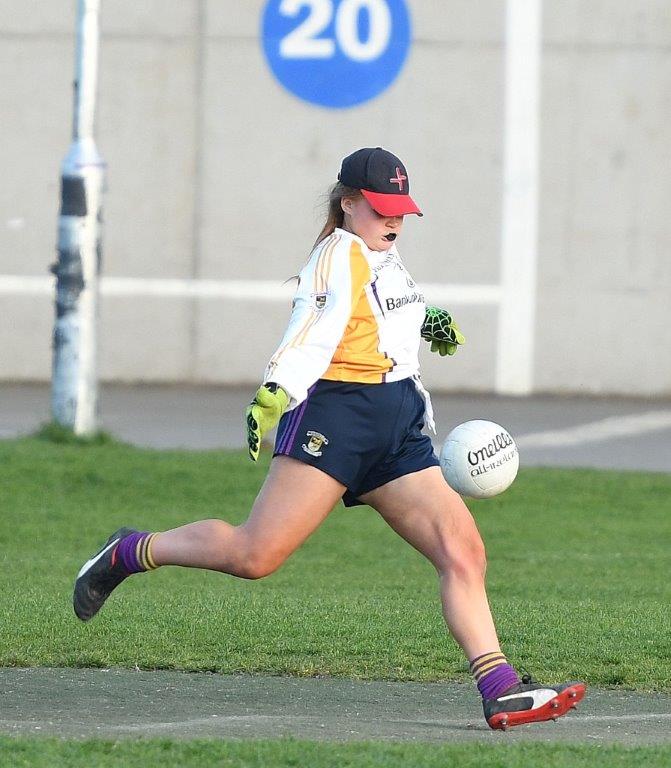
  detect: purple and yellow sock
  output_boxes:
[470,651,520,700]
[113,532,159,574]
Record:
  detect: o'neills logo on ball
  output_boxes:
[468,432,515,466]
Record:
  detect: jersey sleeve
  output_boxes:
[263,233,369,408]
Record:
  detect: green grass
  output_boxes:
[1,436,670,689]
[1,738,670,768]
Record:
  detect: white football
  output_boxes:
[439,420,519,499]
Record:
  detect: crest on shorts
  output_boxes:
[302,430,329,457]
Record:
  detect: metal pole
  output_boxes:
[51,0,106,434]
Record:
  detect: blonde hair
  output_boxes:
[312,182,362,249]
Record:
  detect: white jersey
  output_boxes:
[264,228,434,428]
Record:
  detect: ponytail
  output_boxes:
[312,182,362,249]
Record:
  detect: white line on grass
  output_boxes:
[408,713,671,726]
[103,715,289,733]
[574,713,671,722]
[517,411,671,449]
[4,712,671,735]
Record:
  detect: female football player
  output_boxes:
[73,147,585,729]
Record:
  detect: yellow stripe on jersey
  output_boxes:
[323,240,393,384]
[313,232,336,305]
[296,234,337,346]
[267,234,339,367]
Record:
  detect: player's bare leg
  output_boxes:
[359,465,499,659]
[150,456,345,576]
[359,465,585,729]
[73,456,345,620]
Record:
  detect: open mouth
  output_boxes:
[383,232,397,242]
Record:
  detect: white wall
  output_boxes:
[1,0,669,395]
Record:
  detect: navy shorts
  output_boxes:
[273,378,439,507]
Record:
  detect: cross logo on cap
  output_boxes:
[389,167,407,191]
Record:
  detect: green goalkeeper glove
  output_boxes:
[246,383,289,462]
[421,306,466,356]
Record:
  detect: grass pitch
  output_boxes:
[0,435,669,689]
[1,738,670,768]
[1,434,670,766]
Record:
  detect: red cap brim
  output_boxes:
[361,190,423,217]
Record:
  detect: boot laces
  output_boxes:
[519,668,537,685]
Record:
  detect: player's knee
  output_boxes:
[436,529,487,582]
[237,556,282,580]
[234,542,286,580]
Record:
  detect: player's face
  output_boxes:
[341,196,404,251]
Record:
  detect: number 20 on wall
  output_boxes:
[261,0,412,108]
[280,0,391,62]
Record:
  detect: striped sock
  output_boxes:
[470,651,520,700]
[113,532,159,574]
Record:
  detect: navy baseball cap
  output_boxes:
[338,147,423,217]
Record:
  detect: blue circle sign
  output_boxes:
[261,0,411,109]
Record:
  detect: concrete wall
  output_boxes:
[538,1,671,394]
[1,0,669,395]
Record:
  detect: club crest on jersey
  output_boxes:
[313,292,328,310]
[302,430,329,457]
